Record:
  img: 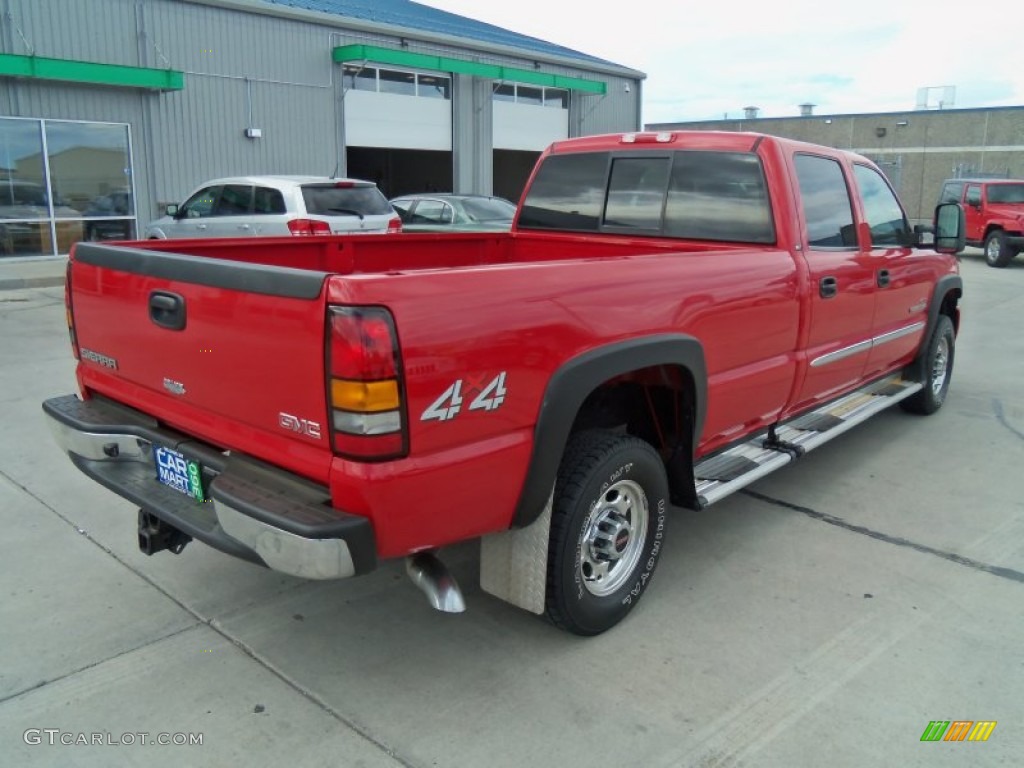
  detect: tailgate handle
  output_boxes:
[149,291,186,331]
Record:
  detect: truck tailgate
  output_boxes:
[69,243,334,483]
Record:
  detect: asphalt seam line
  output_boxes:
[742,488,1024,584]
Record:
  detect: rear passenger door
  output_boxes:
[207,184,254,237]
[852,163,930,378]
[248,185,288,236]
[789,153,876,410]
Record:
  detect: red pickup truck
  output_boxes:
[44,131,965,635]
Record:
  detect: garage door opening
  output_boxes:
[346,148,453,199]
[493,150,540,203]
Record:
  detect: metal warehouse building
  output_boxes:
[649,105,1024,224]
[0,0,644,258]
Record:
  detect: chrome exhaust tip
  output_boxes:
[405,551,466,613]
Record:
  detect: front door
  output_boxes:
[851,164,931,377]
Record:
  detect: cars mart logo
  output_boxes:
[920,720,996,742]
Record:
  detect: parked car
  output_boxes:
[938,177,1024,267]
[145,176,401,239]
[0,180,83,255]
[390,193,517,232]
[83,190,134,241]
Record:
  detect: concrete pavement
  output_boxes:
[0,252,1021,767]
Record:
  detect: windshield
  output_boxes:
[462,197,516,222]
[987,183,1024,204]
[301,184,392,216]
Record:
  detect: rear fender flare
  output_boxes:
[511,334,706,528]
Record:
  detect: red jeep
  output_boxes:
[939,178,1024,267]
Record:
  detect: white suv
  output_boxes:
[145,175,401,239]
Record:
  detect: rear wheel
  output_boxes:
[901,314,955,415]
[546,430,669,635]
[984,230,1016,268]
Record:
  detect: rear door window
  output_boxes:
[214,184,253,216]
[301,184,392,216]
[794,154,858,248]
[413,200,453,224]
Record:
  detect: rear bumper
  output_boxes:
[42,394,376,579]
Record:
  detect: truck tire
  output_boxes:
[546,430,669,635]
[984,230,1015,268]
[900,314,955,415]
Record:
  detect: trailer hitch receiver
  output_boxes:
[138,509,192,555]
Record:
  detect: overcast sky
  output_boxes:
[420,0,1023,125]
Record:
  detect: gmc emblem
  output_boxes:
[278,412,322,440]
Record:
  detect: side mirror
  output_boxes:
[933,202,965,254]
[165,203,179,217]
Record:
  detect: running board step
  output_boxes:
[694,375,922,507]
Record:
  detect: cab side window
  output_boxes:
[853,165,909,247]
[794,154,857,248]
[180,186,221,218]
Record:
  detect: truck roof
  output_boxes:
[545,130,872,164]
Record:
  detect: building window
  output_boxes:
[417,74,450,99]
[344,65,451,100]
[343,65,377,91]
[517,86,543,106]
[544,88,569,108]
[0,117,135,257]
[378,69,416,96]
[493,83,516,102]
[492,83,569,109]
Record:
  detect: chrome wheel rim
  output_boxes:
[579,479,648,597]
[931,336,950,396]
[986,239,1000,261]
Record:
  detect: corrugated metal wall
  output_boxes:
[0,0,642,226]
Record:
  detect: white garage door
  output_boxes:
[493,84,569,152]
[343,66,452,151]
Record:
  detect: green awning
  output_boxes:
[0,53,184,91]
[333,44,606,95]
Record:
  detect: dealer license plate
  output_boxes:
[153,445,205,502]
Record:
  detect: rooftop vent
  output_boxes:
[799,103,815,117]
[743,106,760,119]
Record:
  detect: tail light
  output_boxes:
[288,218,331,236]
[386,215,402,233]
[65,260,78,359]
[326,306,407,460]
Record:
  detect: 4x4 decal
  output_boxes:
[421,372,507,422]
